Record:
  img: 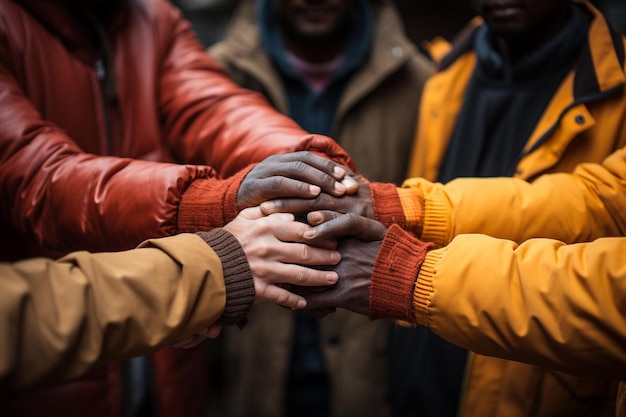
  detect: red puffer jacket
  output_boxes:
[0,0,352,415]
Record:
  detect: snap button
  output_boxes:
[574,115,585,124]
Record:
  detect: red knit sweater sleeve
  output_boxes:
[369,224,433,322]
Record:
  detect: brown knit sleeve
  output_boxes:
[196,229,255,327]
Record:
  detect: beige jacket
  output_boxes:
[0,233,248,397]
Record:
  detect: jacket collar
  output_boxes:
[438,0,625,101]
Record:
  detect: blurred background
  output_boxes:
[171,0,626,48]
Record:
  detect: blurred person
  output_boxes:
[0,0,356,416]
[1,207,340,397]
[209,0,432,415]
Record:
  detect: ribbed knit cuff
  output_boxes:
[178,165,255,232]
[397,187,425,236]
[197,229,255,327]
[369,224,433,323]
[370,182,407,228]
[413,249,444,327]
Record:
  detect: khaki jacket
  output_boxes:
[402,1,626,416]
[208,1,431,415]
[0,234,225,397]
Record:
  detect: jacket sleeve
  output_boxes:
[399,146,626,246]
[0,233,226,394]
[414,234,626,380]
[156,1,354,177]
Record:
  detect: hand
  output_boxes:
[298,213,387,317]
[237,151,358,211]
[171,324,222,348]
[223,207,341,309]
[302,238,381,316]
[259,174,374,219]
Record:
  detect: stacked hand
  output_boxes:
[237,152,359,210]
[297,211,388,317]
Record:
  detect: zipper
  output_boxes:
[95,57,115,155]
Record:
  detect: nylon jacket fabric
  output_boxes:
[0,233,226,397]
[0,0,352,415]
[397,1,626,415]
[208,2,430,415]
[393,146,626,417]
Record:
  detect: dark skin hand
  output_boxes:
[237,151,358,211]
[259,172,375,219]
[294,212,387,317]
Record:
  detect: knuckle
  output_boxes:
[299,245,311,262]
[294,268,307,285]
[276,291,290,305]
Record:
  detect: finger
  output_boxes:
[341,176,358,195]
[266,218,337,249]
[260,193,343,215]
[172,335,204,349]
[307,210,343,226]
[273,151,349,181]
[260,284,308,309]
[242,177,324,207]
[257,263,339,286]
[305,213,387,241]
[265,241,341,266]
[198,325,222,339]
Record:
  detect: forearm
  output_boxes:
[417,234,626,379]
[0,233,236,393]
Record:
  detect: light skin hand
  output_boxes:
[237,151,358,211]
[259,173,374,219]
[223,207,341,309]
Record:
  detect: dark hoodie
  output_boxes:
[256,0,373,136]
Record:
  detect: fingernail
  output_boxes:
[333,166,346,178]
[330,251,341,263]
[261,201,275,211]
[309,185,321,195]
[334,181,346,193]
[341,177,358,192]
[303,229,316,238]
[296,299,307,309]
[308,212,323,224]
[326,272,338,284]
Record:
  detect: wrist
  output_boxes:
[197,229,255,327]
[369,224,433,322]
[178,165,254,232]
[370,182,407,228]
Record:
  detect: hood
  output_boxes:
[255,0,373,81]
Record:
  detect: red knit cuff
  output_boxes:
[370,182,406,228]
[369,224,433,323]
[177,165,254,231]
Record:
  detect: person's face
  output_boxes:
[277,0,355,43]
[472,0,568,37]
